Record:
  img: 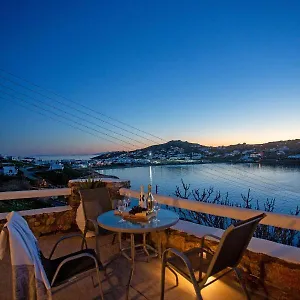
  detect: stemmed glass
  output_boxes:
[153,198,161,223]
[124,192,131,209]
[118,199,126,223]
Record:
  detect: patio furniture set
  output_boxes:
[0,186,265,300]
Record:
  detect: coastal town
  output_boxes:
[1,140,300,187]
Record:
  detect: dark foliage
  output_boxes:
[169,179,300,247]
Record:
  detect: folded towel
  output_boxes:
[0,211,51,300]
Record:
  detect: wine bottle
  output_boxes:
[139,185,144,207]
[146,184,154,211]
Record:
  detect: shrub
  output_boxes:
[169,179,300,247]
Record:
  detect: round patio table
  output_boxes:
[97,209,179,300]
[97,209,179,233]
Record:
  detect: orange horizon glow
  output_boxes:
[178,135,300,148]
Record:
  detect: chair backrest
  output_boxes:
[79,187,112,221]
[205,213,266,278]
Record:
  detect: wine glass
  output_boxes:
[153,199,161,223]
[118,199,126,223]
[124,192,131,208]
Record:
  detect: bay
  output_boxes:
[97,163,300,214]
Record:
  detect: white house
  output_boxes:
[1,165,18,176]
[250,152,262,158]
[48,162,64,171]
[22,157,35,163]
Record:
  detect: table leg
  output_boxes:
[142,233,150,261]
[126,233,135,300]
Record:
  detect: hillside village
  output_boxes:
[1,140,300,174]
[1,139,300,192]
[91,139,300,166]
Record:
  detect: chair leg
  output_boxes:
[234,268,251,300]
[190,275,203,300]
[118,232,122,251]
[81,226,88,250]
[160,257,167,300]
[95,266,104,300]
[95,234,101,262]
[166,266,179,286]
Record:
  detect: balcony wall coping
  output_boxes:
[0,188,71,201]
[0,205,72,220]
[119,188,300,231]
[173,220,300,265]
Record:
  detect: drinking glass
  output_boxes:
[124,192,131,208]
[153,199,161,223]
[118,199,126,223]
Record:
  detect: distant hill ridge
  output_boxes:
[93,139,300,159]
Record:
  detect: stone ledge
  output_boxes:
[0,205,72,220]
[173,220,300,265]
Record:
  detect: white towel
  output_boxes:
[0,211,51,300]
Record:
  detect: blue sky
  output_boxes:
[0,0,299,155]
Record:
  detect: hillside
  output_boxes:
[92,139,300,160]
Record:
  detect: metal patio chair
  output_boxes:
[161,213,266,300]
[42,233,104,299]
[79,187,117,257]
[2,228,104,300]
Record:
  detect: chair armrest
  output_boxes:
[85,218,100,235]
[162,248,199,286]
[163,248,194,274]
[50,252,100,287]
[49,234,88,259]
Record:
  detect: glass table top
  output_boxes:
[97,209,179,233]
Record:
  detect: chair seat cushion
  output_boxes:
[42,249,104,287]
[167,248,213,282]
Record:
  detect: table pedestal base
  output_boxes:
[104,232,161,300]
[119,232,159,262]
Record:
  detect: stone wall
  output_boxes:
[67,178,131,210]
[0,209,76,236]
[68,178,130,234]
[0,178,130,237]
[150,229,300,300]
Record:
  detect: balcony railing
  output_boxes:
[119,188,300,231]
[0,184,299,299]
[0,188,72,218]
[0,188,71,201]
[1,186,299,231]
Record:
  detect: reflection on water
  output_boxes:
[149,166,153,185]
[97,164,300,214]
